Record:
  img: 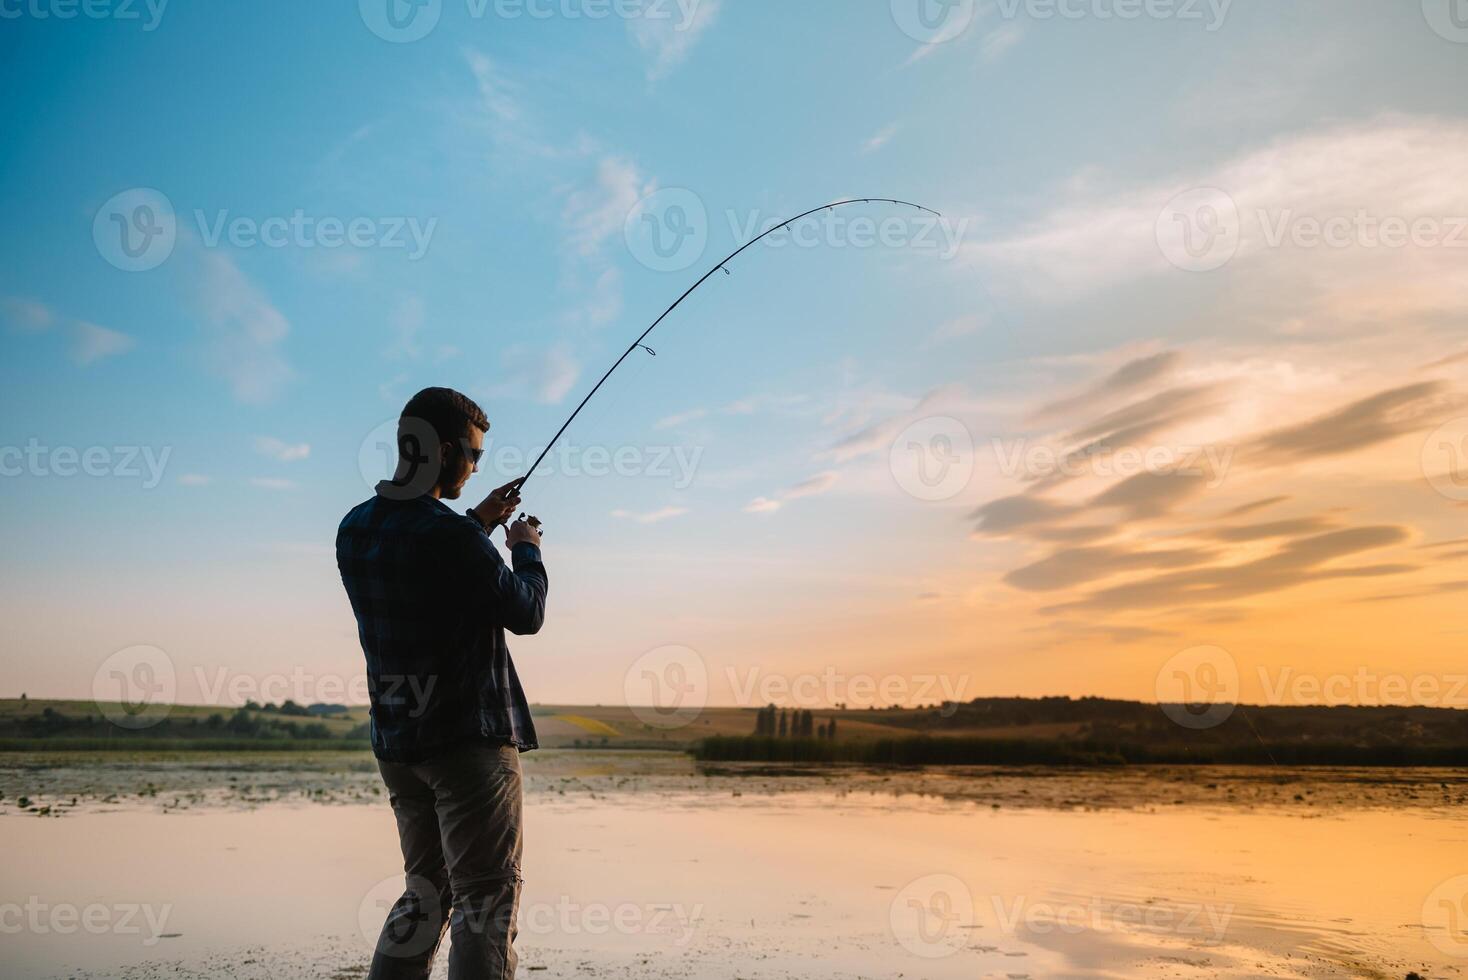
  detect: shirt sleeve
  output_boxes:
[453,521,548,636]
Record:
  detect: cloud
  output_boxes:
[5,298,134,365]
[1005,543,1217,591]
[1200,516,1337,542]
[253,436,311,463]
[1223,495,1290,518]
[1046,525,1412,614]
[2,296,55,332]
[627,0,721,81]
[487,343,581,405]
[564,156,648,257]
[1352,580,1468,604]
[178,473,212,487]
[969,118,1468,308]
[655,407,708,430]
[743,471,840,516]
[1091,470,1211,521]
[584,266,623,327]
[861,124,899,155]
[1248,381,1460,463]
[924,314,986,348]
[464,49,520,123]
[783,471,839,499]
[820,385,963,464]
[980,24,1024,62]
[69,321,135,365]
[387,295,426,360]
[1032,351,1183,422]
[611,506,689,524]
[1054,383,1227,476]
[197,252,293,404]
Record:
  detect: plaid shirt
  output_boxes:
[336,482,546,763]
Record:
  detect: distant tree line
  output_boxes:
[753,705,837,740]
[0,705,368,744]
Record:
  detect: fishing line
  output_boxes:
[494,197,940,532]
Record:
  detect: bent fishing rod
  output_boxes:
[495,197,941,535]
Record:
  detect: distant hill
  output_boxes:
[2,696,1464,763]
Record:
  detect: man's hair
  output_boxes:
[399,387,489,455]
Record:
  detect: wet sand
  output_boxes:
[4,748,1467,815]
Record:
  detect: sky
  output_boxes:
[2,0,1467,713]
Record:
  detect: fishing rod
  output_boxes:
[496,197,942,534]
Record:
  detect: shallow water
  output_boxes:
[4,761,1466,978]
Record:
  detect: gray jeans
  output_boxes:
[368,740,523,980]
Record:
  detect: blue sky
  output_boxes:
[4,1,1468,709]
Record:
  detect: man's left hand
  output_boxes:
[472,479,523,528]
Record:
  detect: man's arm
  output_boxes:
[456,518,547,636]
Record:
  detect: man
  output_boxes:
[337,387,547,980]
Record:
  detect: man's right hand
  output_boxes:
[507,515,543,550]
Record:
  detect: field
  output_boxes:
[4,697,1466,764]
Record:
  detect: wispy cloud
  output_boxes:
[253,436,311,463]
[2,296,56,332]
[980,24,1024,63]
[861,124,899,155]
[465,50,520,122]
[5,298,135,365]
[628,0,722,81]
[487,343,582,405]
[564,156,648,257]
[745,471,839,515]
[69,321,135,365]
[197,252,293,404]
[611,506,689,524]
[970,118,1468,312]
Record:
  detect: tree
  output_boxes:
[827,717,837,740]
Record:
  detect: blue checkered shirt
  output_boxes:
[336,482,545,762]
